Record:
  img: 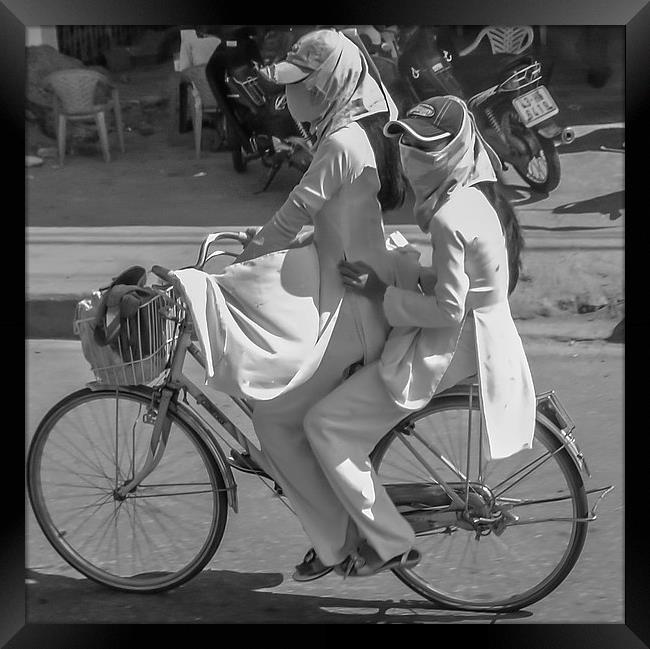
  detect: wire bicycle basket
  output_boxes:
[73,285,185,386]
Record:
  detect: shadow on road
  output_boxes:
[501,183,624,227]
[559,127,624,154]
[501,184,548,207]
[523,223,621,233]
[553,191,624,221]
[26,568,534,624]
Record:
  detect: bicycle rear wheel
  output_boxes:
[28,387,229,593]
[371,394,588,612]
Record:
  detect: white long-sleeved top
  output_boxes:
[240,120,397,363]
[379,186,536,459]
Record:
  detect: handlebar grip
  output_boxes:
[242,226,261,242]
[151,265,174,283]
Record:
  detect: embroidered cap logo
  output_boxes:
[408,103,437,119]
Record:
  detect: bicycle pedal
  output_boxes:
[228,450,271,478]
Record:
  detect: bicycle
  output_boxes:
[27,230,614,613]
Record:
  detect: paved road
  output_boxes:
[25,338,623,624]
[26,122,624,232]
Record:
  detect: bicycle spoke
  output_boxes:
[396,433,441,483]
[135,491,215,530]
[48,491,115,534]
[67,404,125,478]
[126,496,137,575]
[127,503,171,575]
[71,498,123,558]
[491,449,559,498]
[131,498,198,560]
[411,429,467,481]
[132,489,216,498]
[41,479,109,493]
[45,434,113,486]
[44,491,114,499]
[41,465,112,480]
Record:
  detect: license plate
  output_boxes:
[512,86,559,127]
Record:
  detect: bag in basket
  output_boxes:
[74,290,124,375]
[93,284,162,363]
[74,265,171,385]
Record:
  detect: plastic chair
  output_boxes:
[44,68,125,164]
[459,26,534,56]
[180,64,221,158]
[177,29,221,70]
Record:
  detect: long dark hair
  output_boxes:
[356,112,407,212]
[477,181,524,295]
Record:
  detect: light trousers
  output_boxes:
[252,298,414,566]
[302,323,479,563]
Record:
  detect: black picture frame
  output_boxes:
[7,0,644,646]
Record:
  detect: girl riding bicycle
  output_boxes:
[304,94,537,577]
[178,28,416,581]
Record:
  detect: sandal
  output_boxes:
[338,548,421,578]
[292,548,334,582]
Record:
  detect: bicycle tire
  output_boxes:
[27,386,229,594]
[371,394,589,612]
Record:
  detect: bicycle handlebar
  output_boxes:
[152,228,263,286]
[194,228,261,269]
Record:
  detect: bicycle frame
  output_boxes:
[108,231,611,531]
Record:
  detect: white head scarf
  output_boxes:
[399,97,499,232]
[286,31,395,147]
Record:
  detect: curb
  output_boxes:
[27,225,623,249]
[26,227,623,340]
[26,293,623,344]
[27,297,80,340]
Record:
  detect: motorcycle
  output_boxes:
[396,26,574,194]
[204,26,314,192]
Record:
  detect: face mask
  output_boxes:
[286,83,324,124]
[399,143,453,198]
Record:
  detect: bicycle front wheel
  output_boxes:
[371,394,588,612]
[28,387,229,593]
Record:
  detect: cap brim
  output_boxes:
[259,61,311,85]
[383,118,451,142]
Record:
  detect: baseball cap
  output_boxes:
[258,29,344,85]
[383,96,465,142]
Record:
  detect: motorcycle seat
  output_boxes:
[454,53,536,96]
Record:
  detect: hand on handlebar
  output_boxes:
[242,227,261,246]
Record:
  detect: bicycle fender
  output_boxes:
[535,411,590,479]
[535,390,590,478]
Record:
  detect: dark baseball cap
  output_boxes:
[383,96,465,142]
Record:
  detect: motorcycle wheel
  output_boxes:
[226,121,249,172]
[231,144,248,173]
[210,113,227,152]
[503,110,561,194]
